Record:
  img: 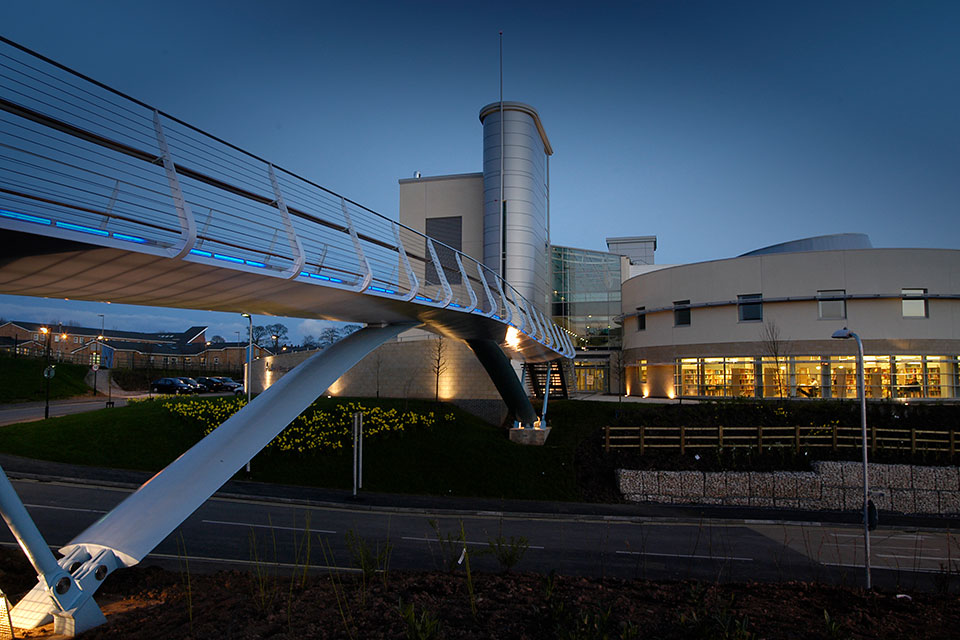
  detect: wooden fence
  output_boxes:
[603,424,958,456]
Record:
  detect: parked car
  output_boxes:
[151,378,192,395]
[197,376,226,392]
[216,377,245,396]
[178,377,204,393]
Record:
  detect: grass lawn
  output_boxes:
[0,397,599,501]
[0,355,92,403]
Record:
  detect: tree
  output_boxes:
[760,320,792,398]
[265,323,288,352]
[210,335,226,344]
[318,327,340,347]
[252,325,268,346]
[302,334,318,349]
[431,335,448,403]
[373,348,384,398]
[340,324,362,338]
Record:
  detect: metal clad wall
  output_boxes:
[425,215,462,284]
[481,103,550,313]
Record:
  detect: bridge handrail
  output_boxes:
[0,37,572,358]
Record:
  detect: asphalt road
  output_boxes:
[4,477,957,592]
[0,398,131,426]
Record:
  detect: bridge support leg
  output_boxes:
[466,339,537,427]
[11,322,415,635]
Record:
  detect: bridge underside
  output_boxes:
[0,230,558,362]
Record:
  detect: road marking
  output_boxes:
[877,553,960,562]
[615,550,753,561]
[827,542,943,551]
[144,552,362,572]
[24,504,108,514]
[401,536,545,550]
[201,519,336,534]
[822,561,956,575]
[831,533,935,540]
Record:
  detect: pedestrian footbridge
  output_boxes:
[0,37,571,634]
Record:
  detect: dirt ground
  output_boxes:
[0,548,958,639]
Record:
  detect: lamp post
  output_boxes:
[40,327,51,419]
[241,313,253,473]
[94,314,105,395]
[832,327,871,589]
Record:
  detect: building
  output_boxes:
[0,321,269,371]
[620,235,960,401]
[397,103,657,397]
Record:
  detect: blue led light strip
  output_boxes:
[56,221,109,236]
[368,286,397,295]
[0,208,51,225]
[112,232,147,244]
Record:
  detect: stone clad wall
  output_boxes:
[618,461,960,515]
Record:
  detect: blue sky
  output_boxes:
[1,1,958,342]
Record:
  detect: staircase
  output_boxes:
[524,360,572,400]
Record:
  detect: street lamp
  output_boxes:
[94,313,104,396]
[39,327,52,419]
[832,327,871,589]
[240,313,253,474]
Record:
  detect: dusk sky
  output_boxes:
[1,1,958,342]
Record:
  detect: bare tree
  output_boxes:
[373,348,384,399]
[210,335,226,344]
[760,320,792,398]
[431,335,448,403]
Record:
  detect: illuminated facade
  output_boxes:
[621,237,960,401]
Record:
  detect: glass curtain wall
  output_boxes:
[550,246,622,349]
[670,355,958,399]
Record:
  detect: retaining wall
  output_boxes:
[618,461,960,515]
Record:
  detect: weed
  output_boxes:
[823,609,850,639]
[484,518,529,572]
[175,532,193,635]
[398,598,442,640]
[428,518,466,573]
[248,518,280,614]
[345,526,394,603]
[460,520,477,618]
[321,537,356,640]
[678,586,755,640]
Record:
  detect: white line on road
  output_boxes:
[822,561,955,575]
[615,550,753,561]
[831,533,935,540]
[24,504,108,514]
[201,519,336,534]
[877,553,960,562]
[401,536,545,550]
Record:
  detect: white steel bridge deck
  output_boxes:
[0,37,570,635]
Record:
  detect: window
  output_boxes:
[738,294,763,322]
[74,336,82,344]
[32,333,39,340]
[817,290,846,319]
[674,300,691,326]
[636,307,646,331]
[902,288,927,318]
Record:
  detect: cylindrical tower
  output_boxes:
[479,102,553,313]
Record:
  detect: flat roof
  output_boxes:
[398,172,483,185]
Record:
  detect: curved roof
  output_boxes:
[740,233,872,257]
[479,101,553,155]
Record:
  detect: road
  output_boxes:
[0,398,134,426]
[3,477,957,591]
